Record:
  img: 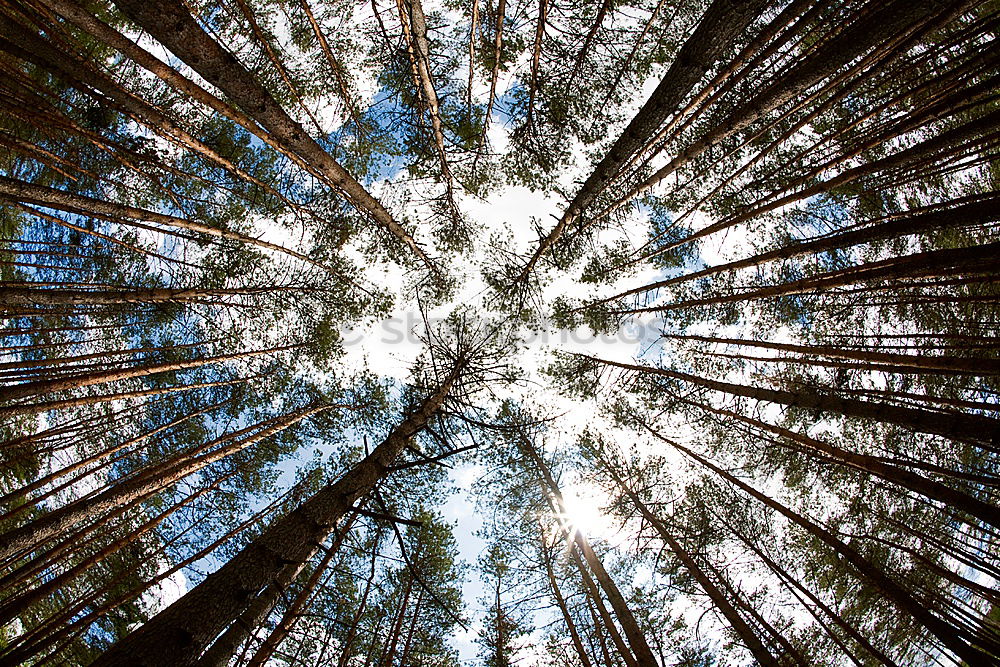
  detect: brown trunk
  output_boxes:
[0,406,326,563]
[715,511,900,667]
[0,175,339,277]
[0,377,249,419]
[0,400,225,515]
[663,333,1000,375]
[600,459,777,665]
[515,0,770,283]
[687,396,1000,528]
[526,0,548,126]
[338,534,381,667]
[651,428,991,665]
[111,0,439,276]
[89,368,458,666]
[0,482,302,666]
[476,0,507,158]
[243,513,360,667]
[297,0,361,129]
[662,108,1000,256]
[633,0,973,190]
[584,595,616,667]
[680,334,1000,375]
[568,0,613,83]
[572,545,636,667]
[0,343,296,403]
[580,192,1000,311]
[540,529,595,667]
[380,569,415,667]
[0,286,305,307]
[405,0,454,193]
[467,0,479,114]
[228,0,323,133]
[517,436,656,665]
[579,354,1000,446]
[0,15,294,210]
[620,241,1000,314]
[0,472,233,629]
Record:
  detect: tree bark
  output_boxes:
[580,192,1000,310]
[0,405,327,564]
[618,241,1000,314]
[579,354,1000,446]
[650,428,992,665]
[517,435,656,666]
[110,0,439,275]
[89,368,458,667]
[516,0,771,282]
[600,458,777,665]
[540,530,594,667]
[0,343,298,403]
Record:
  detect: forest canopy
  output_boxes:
[0,0,998,665]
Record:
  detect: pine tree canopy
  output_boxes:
[1,0,999,665]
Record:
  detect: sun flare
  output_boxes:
[556,483,611,539]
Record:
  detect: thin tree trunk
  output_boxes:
[715,511,900,667]
[649,427,992,665]
[667,333,1000,375]
[0,175,340,278]
[629,0,974,193]
[578,192,1000,311]
[572,545,637,667]
[476,0,507,156]
[0,377,249,419]
[337,531,381,667]
[405,0,455,195]
[579,354,1000,446]
[0,286,306,307]
[0,405,327,563]
[111,0,440,276]
[514,0,770,283]
[517,436,655,666]
[568,0,614,84]
[616,241,1000,314]
[540,530,594,667]
[0,343,299,403]
[600,458,777,665]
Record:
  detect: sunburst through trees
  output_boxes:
[0,0,998,665]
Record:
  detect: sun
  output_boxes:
[557,482,611,539]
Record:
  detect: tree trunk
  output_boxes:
[579,191,1000,310]
[579,355,1000,446]
[89,368,458,667]
[110,0,439,276]
[633,0,974,189]
[0,377,249,419]
[651,428,992,665]
[620,241,1000,314]
[0,175,334,276]
[572,545,636,667]
[0,343,297,403]
[540,530,594,667]
[0,286,305,307]
[337,534,380,667]
[0,405,327,564]
[517,435,656,666]
[244,513,360,667]
[516,0,770,282]
[600,458,777,665]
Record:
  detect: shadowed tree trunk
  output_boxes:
[89,367,459,667]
